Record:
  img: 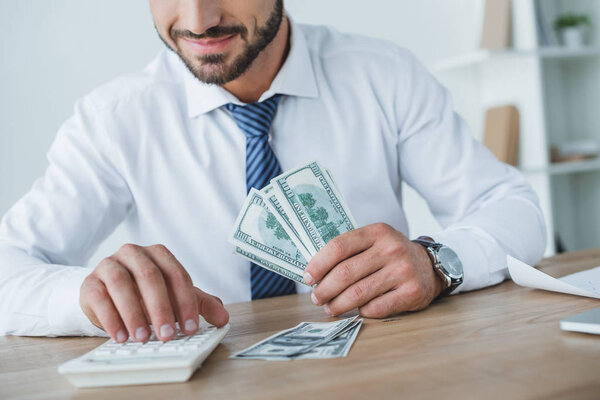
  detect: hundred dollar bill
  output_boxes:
[230,316,358,360]
[234,247,304,284]
[294,319,363,360]
[229,188,308,285]
[232,319,363,361]
[324,168,339,193]
[261,184,312,260]
[270,161,358,254]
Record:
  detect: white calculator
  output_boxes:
[58,323,230,388]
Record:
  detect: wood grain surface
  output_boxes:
[1,249,600,400]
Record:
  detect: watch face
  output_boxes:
[438,246,463,279]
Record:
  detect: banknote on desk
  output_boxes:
[231,317,363,360]
[294,319,363,360]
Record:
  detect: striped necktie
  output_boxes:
[226,95,297,299]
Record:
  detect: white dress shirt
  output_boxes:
[0,19,546,337]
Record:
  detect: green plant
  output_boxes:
[554,13,591,31]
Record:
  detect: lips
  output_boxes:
[180,34,237,55]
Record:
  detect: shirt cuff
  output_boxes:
[430,228,506,294]
[47,266,108,337]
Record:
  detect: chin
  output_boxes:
[196,65,232,85]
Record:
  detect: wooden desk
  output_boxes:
[1,249,600,400]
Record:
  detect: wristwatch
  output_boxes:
[412,236,463,296]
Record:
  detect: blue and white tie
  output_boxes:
[226,95,297,300]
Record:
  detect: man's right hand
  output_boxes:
[80,244,229,343]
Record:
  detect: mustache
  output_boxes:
[170,24,248,41]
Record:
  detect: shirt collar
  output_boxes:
[181,15,319,118]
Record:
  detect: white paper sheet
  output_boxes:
[507,255,600,299]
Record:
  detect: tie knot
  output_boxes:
[226,94,282,139]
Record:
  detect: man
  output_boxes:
[0,0,546,343]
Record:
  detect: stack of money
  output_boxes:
[229,161,358,285]
[231,316,363,360]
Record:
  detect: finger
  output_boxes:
[81,278,128,343]
[96,258,151,342]
[211,295,224,306]
[358,284,421,319]
[115,244,176,341]
[195,288,229,327]
[304,226,375,285]
[146,244,199,335]
[311,248,383,306]
[324,267,398,316]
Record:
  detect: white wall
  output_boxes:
[0,1,161,215]
[0,0,483,265]
[286,0,482,66]
[0,1,162,265]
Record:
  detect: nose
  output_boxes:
[180,0,222,35]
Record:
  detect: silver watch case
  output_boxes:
[413,239,464,295]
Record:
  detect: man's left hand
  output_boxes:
[303,223,444,318]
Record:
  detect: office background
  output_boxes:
[1,0,599,267]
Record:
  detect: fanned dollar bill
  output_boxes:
[230,161,358,286]
[262,184,312,260]
[270,161,357,255]
[230,316,361,360]
[229,188,308,284]
[234,247,304,284]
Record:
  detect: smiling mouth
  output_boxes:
[180,34,238,55]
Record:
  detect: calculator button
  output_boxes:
[137,347,156,354]
[158,346,182,353]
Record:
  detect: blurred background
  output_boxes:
[1,0,599,266]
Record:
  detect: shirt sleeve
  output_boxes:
[395,50,547,293]
[0,97,131,336]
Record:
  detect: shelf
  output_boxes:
[433,46,600,72]
[521,158,600,176]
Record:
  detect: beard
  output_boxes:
[159,0,284,85]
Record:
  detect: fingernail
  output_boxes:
[324,304,332,316]
[303,272,314,285]
[184,319,198,332]
[311,292,319,305]
[160,324,175,339]
[116,329,128,343]
[135,326,149,341]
